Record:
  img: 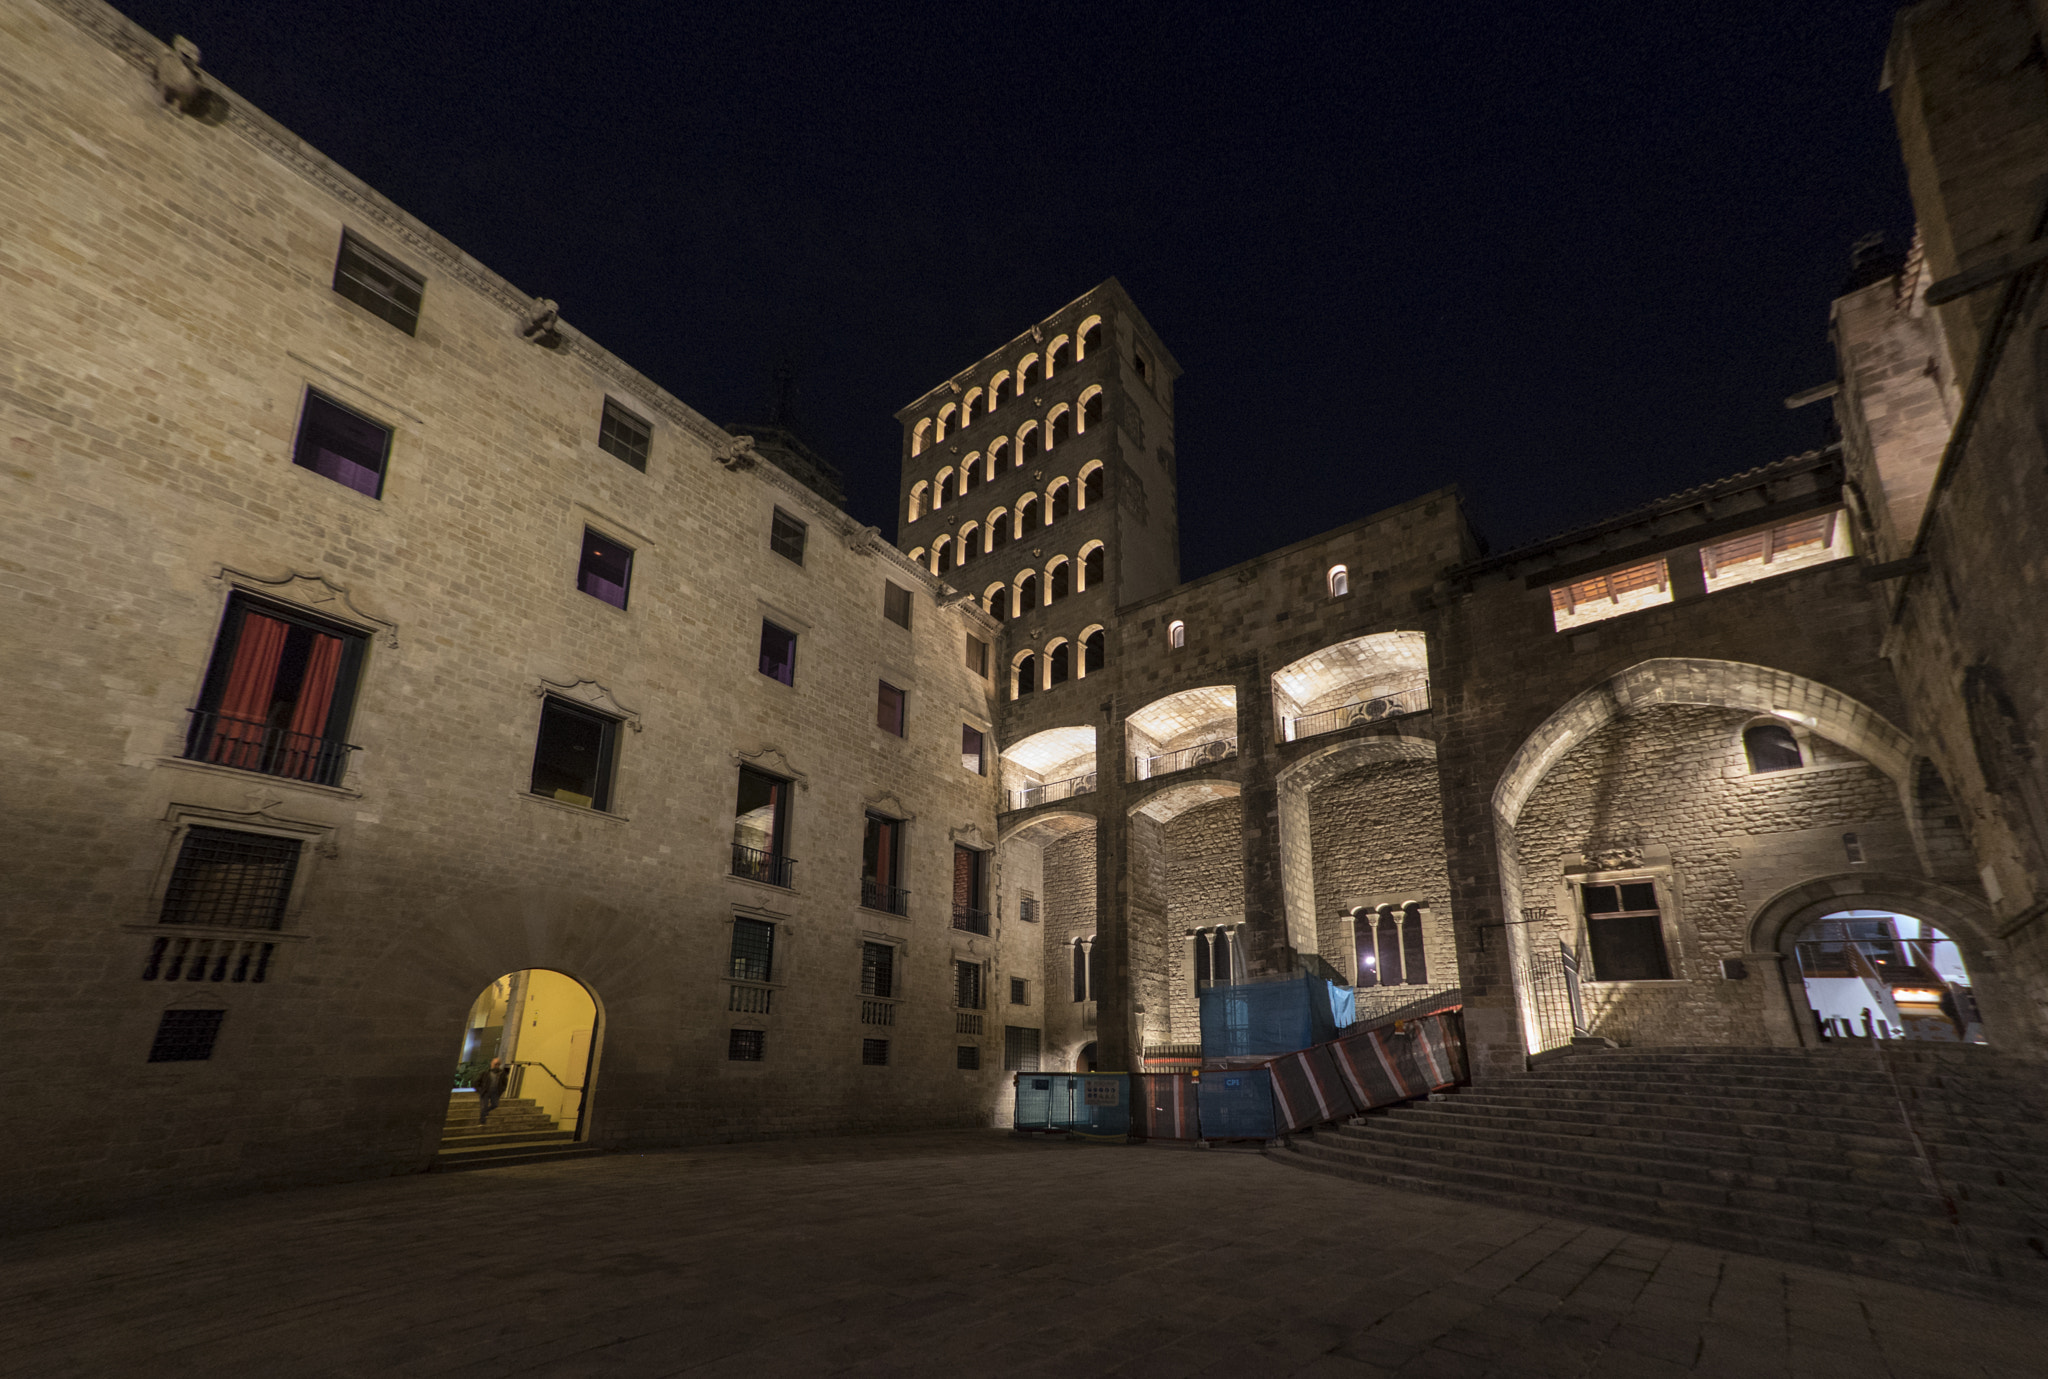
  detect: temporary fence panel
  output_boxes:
[1013,1072,1131,1141]
[1197,1067,1277,1140]
[1139,1073,1199,1140]
[1198,972,1341,1063]
[1329,1010,1466,1112]
[1266,1043,1360,1132]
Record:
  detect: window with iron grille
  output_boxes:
[955,959,985,1010]
[728,1028,765,1061]
[292,390,392,498]
[861,1037,890,1066]
[884,582,913,629]
[331,230,423,335]
[1019,890,1038,923]
[185,595,368,789]
[1580,882,1672,982]
[1010,976,1028,1005]
[148,1008,225,1063]
[769,508,807,564]
[159,827,302,929]
[1004,1025,1041,1072]
[860,941,896,998]
[530,697,620,811]
[730,917,775,983]
[577,528,634,610]
[956,1045,981,1070]
[598,397,651,471]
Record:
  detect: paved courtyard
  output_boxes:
[4,1131,2044,1378]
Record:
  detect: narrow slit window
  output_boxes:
[292,390,392,498]
[577,528,634,610]
[597,398,652,471]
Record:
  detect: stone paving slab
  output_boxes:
[1,1131,2043,1378]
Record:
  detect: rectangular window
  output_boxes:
[1019,890,1039,924]
[577,527,634,610]
[728,1028,765,1062]
[598,397,652,471]
[961,725,986,775]
[758,620,798,685]
[159,827,302,929]
[966,635,989,677]
[292,390,392,498]
[955,959,985,1010]
[861,941,896,998]
[861,1037,890,1066]
[730,917,775,983]
[884,582,913,629]
[331,230,423,335]
[1003,1025,1041,1072]
[1010,976,1028,1005]
[952,846,988,933]
[530,697,619,810]
[861,814,905,913]
[1580,881,1672,982]
[732,766,793,885]
[148,1008,226,1063]
[186,595,368,788]
[1700,509,1852,593]
[956,1045,981,1070]
[769,508,807,564]
[877,681,906,737]
[1549,558,1673,632]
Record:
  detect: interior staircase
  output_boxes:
[434,1092,606,1171]
[1267,1045,2048,1303]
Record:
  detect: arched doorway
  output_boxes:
[449,969,600,1144]
[1077,1041,1099,1072]
[1792,910,1986,1044]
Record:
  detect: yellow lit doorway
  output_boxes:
[452,969,599,1139]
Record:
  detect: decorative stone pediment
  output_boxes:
[213,566,398,647]
[863,792,914,821]
[734,746,809,790]
[536,678,642,731]
[950,822,990,848]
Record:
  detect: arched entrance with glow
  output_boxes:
[1791,910,1986,1044]
[448,968,601,1145]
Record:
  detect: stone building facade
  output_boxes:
[5,0,2048,1231]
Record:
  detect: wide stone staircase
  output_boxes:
[1268,1045,2048,1302]
[434,1092,606,1172]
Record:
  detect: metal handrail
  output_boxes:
[1285,683,1430,741]
[513,1059,584,1093]
[185,708,358,788]
[952,903,990,935]
[1010,772,1099,810]
[1131,737,1236,781]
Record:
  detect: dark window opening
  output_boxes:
[292,390,391,498]
[1050,484,1072,522]
[1015,572,1039,615]
[1582,882,1672,982]
[577,527,634,610]
[1049,562,1071,601]
[1744,723,1803,773]
[861,1037,890,1065]
[1049,411,1072,448]
[884,582,913,629]
[1050,338,1073,372]
[598,398,652,471]
[1073,940,1090,1002]
[956,959,985,1009]
[1018,890,1038,923]
[1082,394,1103,431]
[953,848,989,934]
[877,681,906,737]
[1083,546,1105,589]
[148,1008,226,1063]
[728,1028,765,1061]
[862,815,905,914]
[1004,1025,1041,1072]
[1083,630,1105,674]
[1048,642,1072,686]
[1020,358,1040,389]
[1010,976,1028,1005]
[1402,905,1428,985]
[530,697,619,811]
[159,826,301,929]
[861,941,896,998]
[957,1045,981,1070]
[758,620,797,685]
[187,596,367,788]
[1013,654,1036,699]
[733,766,793,885]
[1016,498,1039,535]
[331,230,423,334]
[1080,323,1102,356]
[987,587,1009,621]
[962,724,986,774]
[965,635,989,677]
[730,917,775,983]
[1133,352,1148,381]
[770,508,807,564]
[934,540,953,575]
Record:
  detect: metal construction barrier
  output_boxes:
[1329,1009,1466,1111]
[1196,1067,1277,1140]
[1138,1073,1199,1140]
[1198,971,1342,1064]
[1013,1072,1131,1142]
[1267,1043,1361,1133]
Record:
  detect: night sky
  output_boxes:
[118,0,1912,578]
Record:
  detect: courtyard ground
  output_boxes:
[3,1130,2042,1378]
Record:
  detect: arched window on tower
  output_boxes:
[1328,565,1349,598]
[1082,628,1105,674]
[908,482,928,523]
[1050,336,1073,373]
[1744,723,1804,773]
[1015,495,1039,535]
[1080,321,1102,358]
[963,454,982,493]
[1018,355,1040,391]
[935,404,954,441]
[990,508,1011,550]
[912,419,931,456]
[988,372,1009,412]
[956,522,979,566]
[1014,570,1039,616]
[1082,544,1105,589]
[1082,465,1103,507]
[1049,481,1072,523]
[985,583,1008,621]
[931,467,949,510]
[989,438,1009,471]
[933,536,952,576]
[1081,391,1103,431]
[1168,619,1186,650]
[1015,424,1038,465]
[1048,640,1071,686]
[1013,652,1037,700]
[962,389,981,426]
[1049,408,1073,449]
[1048,558,1071,602]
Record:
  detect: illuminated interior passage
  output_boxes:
[454,968,599,1130]
[1794,911,1984,1044]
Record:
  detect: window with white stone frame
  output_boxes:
[1576,878,1676,982]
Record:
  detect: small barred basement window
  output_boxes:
[862,1038,890,1066]
[727,1028,766,1061]
[1004,1025,1041,1072]
[956,1045,981,1070]
[148,1008,226,1063]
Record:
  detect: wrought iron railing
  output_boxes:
[1527,939,1588,1052]
[952,903,990,935]
[1018,896,1039,923]
[861,879,910,915]
[728,983,772,1014]
[956,1012,984,1035]
[142,935,275,984]
[185,709,358,788]
[1285,682,1431,741]
[731,843,795,888]
[1132,736,1236,781]
[1009,772,1099,810]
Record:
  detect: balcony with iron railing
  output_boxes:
[952,903,991,936]
[860,879,910,915]
[1130,736,1236,782]
[185,709,359,788]
[1008,771,1098,812]
[1283,681,1430,742]
[730,843,796,888]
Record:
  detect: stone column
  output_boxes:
[1235,655,1293,973]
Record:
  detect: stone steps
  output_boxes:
[432,1139,608,1172]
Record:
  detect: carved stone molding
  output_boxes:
[840,524,883,556]
[950,822,991,848]
[160,798,340,857]
[213,566,399,648]
[863,792,915,822]
[536,678,643,731]
[719,436,760,472]
[734,746,810,790]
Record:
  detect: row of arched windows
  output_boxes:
[910,319,1106,458]
[1013,627,1108,699]
[972,544,1105,620]
[907,471,1105,576]
[909,398,1105,521]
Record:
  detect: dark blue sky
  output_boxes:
[121,0,1912,577]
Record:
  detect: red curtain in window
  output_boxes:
[873,820,894,890]
[206,613,289,768]
[278,632,343,779]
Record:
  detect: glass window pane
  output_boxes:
[730,918,775,982]
[1618,882,1658,913]
[598,398,651,470]
[531,699,612,809]
[577,528,633,609]
[759,621,797,685]
[293,392,391,498]
[1588,914,1671,981]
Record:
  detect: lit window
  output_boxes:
[1744,723,1804,773]
[1168,620,1186,650]
[1580,882,1671,981]
[598,398,651,471]
[732,767,792,885]
[1701,510,1852,593]
[577,528,633,609]
[1328,565,1349,598]
[292,390,391,498]
[1549,559,1672,631]
[186,596,366,788]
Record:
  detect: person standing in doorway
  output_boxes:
[475,1056,510,1126]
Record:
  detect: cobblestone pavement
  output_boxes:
[5,1132,2044,1378]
